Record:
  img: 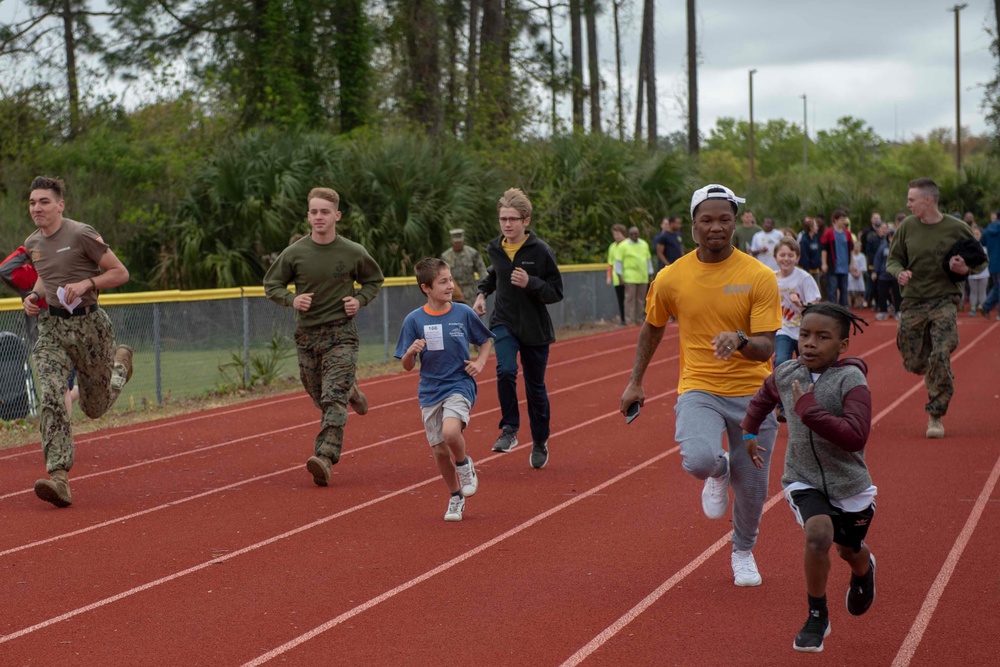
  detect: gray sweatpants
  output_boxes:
[674,390,778,552]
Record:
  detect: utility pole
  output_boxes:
[949,3,967,172]
[801,93,808,169]
[687,0,699,154]
[749,69,757,181]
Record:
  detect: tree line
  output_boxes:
[2,1,1000,294]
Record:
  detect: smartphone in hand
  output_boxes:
[625,401,640,424]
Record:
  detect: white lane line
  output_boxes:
[0,334,653,461]
[240,418,681,665]
[0,351,676,503]
[560,323,997,665]
[240,334,906,665]
[890,452,1000,667]
[0,392,307,461]
[0,389,679,647]
[562,492,788,667]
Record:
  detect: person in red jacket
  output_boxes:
[820,209,855,307]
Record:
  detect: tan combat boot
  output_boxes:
[306,455,333,486]
[34,469,73,507]
[348,383,368,415]
[114,345,134,383]
[926,416,944,439]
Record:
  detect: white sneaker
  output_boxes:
[732,550,762,586]
[444,495,465,522]
[701,452,730,519]
[456,458,478,497]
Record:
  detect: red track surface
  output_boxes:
[1,319,997,666]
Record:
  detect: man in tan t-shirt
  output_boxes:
[22,176,135,508]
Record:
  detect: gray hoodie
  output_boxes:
[743,358,872,500]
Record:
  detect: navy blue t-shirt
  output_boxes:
[654,230,685,270]
[394,302,494,407]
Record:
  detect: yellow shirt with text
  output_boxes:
[645,249,781,396]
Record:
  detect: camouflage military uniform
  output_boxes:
[264,230,383,479]
[896,295,960,417]
[888,213,983,422]
[294,319,359,461]
[441,246,488,304]
[34,308,129,473]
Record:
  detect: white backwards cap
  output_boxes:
[689,184,746,220]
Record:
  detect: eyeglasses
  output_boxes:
[499,216,524,223]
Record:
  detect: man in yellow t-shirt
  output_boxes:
[605,224,627,325]
[614,226,654,325]
[621,183,781,588]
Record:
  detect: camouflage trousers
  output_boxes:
[897,296,960,417]
[33,308,128,473]
[294,319,359,462]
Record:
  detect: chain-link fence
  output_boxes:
[0,266,618,418]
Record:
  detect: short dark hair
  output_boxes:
[415,257,448,290]
[908,178,940,202]
[802,302,868,339]
[30,176,66,199]
[831,208,848,222]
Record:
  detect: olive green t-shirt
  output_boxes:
[886,214,983,302]
[732,224,762,254]
[24,218,108,308]
[263,234,384,328]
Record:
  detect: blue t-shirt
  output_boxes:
[653,230,684,269]
[834,229,849,275]
[394,302,494,407]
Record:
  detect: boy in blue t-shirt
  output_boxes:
[395,258,495,522]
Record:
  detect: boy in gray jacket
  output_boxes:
[741,303,876,654]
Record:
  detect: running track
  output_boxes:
[1,318,997,666]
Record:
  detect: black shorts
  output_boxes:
[786,487,875,552]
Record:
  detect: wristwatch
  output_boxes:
[735,330,750,350]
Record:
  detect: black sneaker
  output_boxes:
[492,427,518,453]
[530,440,549,469]
[847,553,876,616]
[793,610,830,653]
[776,407,787,423]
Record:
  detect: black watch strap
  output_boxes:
[736,330,749,350]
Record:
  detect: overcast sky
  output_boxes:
[1,0,996,143]
[595,0,998,142]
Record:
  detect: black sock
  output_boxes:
[455,459,468,467]
[451,490,463,498]
[808,594,828,618]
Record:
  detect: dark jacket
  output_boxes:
[981,221,1000,270]
[872,238,894,282]
[941,237,988,283]
[478,231,564,346]
[862,226,884,268]
[742,357,872,499]
[797,231,822,271]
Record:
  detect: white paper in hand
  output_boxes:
[57,286,82,314]
[423,324,444,351]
